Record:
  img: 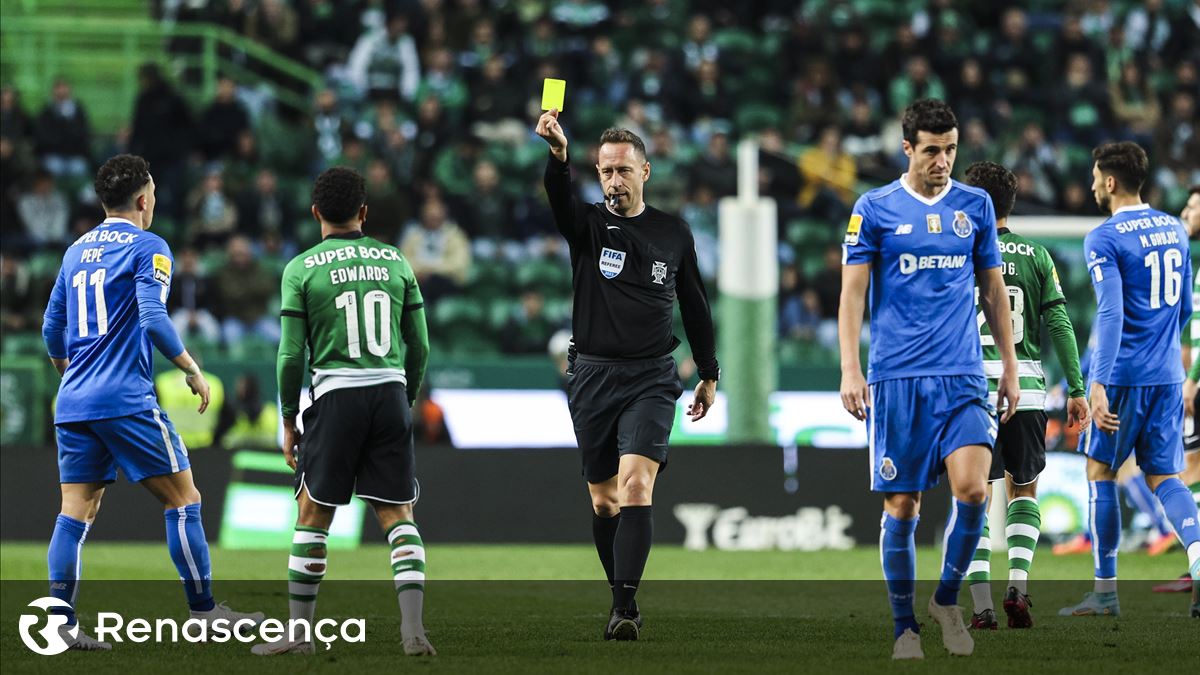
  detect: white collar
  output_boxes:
[899,173,953,206]
[101,217,136,227]
[1111,203,1151,215]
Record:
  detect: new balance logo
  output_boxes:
[1183,518,1196,528]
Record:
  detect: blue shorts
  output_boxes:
[56,408,190,484]
[1083,383,1184,475]
[867,375,997,492]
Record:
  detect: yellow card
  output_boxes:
[541,78,566,111]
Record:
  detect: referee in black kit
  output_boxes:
[535,108,719,642]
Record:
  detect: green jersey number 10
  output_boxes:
[977,285,1025,347]
[335,290,392,358]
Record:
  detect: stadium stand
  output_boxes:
[2,0,1198,370]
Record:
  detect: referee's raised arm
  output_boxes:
[536,109,585,243]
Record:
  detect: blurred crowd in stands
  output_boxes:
[2,0,1199,361]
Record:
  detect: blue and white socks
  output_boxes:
[47,514,90,625]
[1154,478,1200,578]
[935,499,987,607]
[1089,480,1120,593]
[165,503,215,612]
[881,513,919,638]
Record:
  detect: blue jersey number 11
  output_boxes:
[71,268,109,337]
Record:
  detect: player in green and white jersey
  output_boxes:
[253,167,434,656]
[963,162,1090,629]
[1181,184,1200,617]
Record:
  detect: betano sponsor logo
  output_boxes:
[898,253,967,275]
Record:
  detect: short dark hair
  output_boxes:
[312,167,366,225]
[94,154,151,209]
[965,161,1018,220]
[901,98,958,146]
[1189,184,1200,198]
[598,128,647,160]
[1092,141,1148,195]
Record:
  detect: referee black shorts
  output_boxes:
[567,354,684,484]
[989,410,1047,485]
[295,382,418,506]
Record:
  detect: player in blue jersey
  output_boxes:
[839,100,1021,659]
[41,155,263,650]
[1059,142,1200,618]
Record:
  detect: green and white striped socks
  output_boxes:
[967,497,1043,610]
[967,521,993,611]
[1006,497,1041,595]
[288,526,328,624]
[387,520,426,639]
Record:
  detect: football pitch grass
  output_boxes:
[1,543,1197,673]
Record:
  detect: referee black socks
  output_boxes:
[612,505,653,612]
[592,511,619,590]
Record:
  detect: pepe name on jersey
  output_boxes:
[304,243,404,285]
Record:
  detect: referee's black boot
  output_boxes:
[604,607,640,641]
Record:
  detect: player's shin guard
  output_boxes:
[612,506,653,612]
[47,514,90,625]
[881,513,919,638]
[966,520,993,612]
[1089,481,1120,593]
[387,521,427,640]
[1006,497,1041,595]
[935,499,986,607]
[1152,478,1200,577]
[288,526,328,624]
[165,504,214,611]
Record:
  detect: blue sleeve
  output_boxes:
[135,237,185,360]
[973,194,1001,269]
[841,195,878,265]
[1179,246,1193,335]
[1086,231,1123,386]
[42,265,68,359]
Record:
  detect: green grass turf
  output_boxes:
[0,542,1189,580]
[1,543,1196,674]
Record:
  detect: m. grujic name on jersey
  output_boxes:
[1137,230,1181,248]
[898,253,967,275]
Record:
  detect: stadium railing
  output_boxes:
[1,15,323,133]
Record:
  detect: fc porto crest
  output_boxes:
[599,247,626,279]
[651,261,667,285]
[879,457,898,481]
[952,210,974,238]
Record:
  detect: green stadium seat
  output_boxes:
[467,259,515,300]
[735,104,784,136]
[515,259,571,292]
[487,298,516,331]
[430,297,487,335]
